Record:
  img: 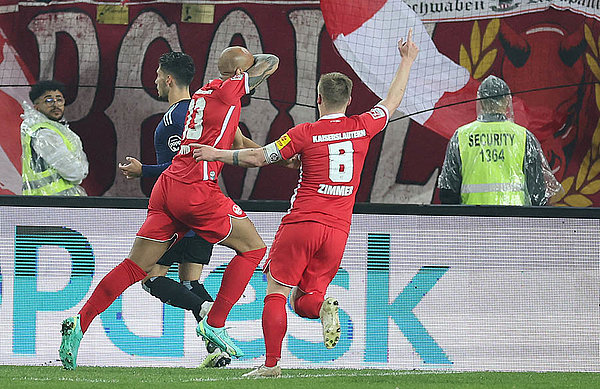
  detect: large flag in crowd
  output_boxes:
[0,1,598,205]
[320,0,598,206]
[0,27,33,195]
[320,0,478,138]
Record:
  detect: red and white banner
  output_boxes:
[322,0,599,206]
[0,27,33,195]
[406,0,600,23]
[321,0,478,139]
[1,1,599,207]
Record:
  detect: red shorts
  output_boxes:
[265,221,349,296]
[137,174,247,244]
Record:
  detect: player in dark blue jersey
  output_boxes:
[119,52,227,367]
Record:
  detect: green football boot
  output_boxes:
[59,315,83,370]
[196,317,244,358]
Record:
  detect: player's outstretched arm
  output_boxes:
[379,28,419,114]
[191,144,269,168]
[232,127,300,169]
[247,54,279,90]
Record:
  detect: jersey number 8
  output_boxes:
[328,141,354,183]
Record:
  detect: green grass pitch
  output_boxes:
[1,366,599,389]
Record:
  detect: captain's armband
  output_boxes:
[262,142,283,165]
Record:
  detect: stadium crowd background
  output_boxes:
[1,0,599,206]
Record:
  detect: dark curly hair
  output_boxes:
[159,52,195,86]
[29,80,66,103]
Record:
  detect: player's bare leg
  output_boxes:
[128,237,173,272]
[178,261,203,280]
[220,216,266,253]
[196,216,266,358]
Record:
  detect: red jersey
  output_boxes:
[277,105,389,232]
[164,73,250,183]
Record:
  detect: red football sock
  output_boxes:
[78,258,146,333]
[293,292,323,319]
[263,293,287,367]
[207,247,266,327]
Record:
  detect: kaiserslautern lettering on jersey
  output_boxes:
[163,73,250,183]
[276,105,389,233]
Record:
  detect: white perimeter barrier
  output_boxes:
[0,204,598,371]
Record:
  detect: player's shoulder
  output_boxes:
[213,73,246,89]
[173,100,191,125]
[201,75,247,101]
[175,99,191,110]
[172,99,191,117]
[162,100,190,128]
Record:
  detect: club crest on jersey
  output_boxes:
[231,74,244,80]
[168,135,181,152]
[209,171,216,180]
[232,204,243,215]
[275,134,291,150]
[368,107,385,120]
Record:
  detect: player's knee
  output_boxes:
[289,286,302,311]
[241,246,267,266]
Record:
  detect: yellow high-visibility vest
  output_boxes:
[21,121,79,196]
[457,121,528,205]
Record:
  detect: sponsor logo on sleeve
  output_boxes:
[368,107,386,120]
[168,135,182,152]
[231,74,244,81]
[275,134,291,150]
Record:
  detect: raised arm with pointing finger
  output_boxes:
[195,31,419,377]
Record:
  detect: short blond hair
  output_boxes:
[318,72,352,109]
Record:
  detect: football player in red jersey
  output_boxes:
[58,46,279,370]
[193,30,419,377]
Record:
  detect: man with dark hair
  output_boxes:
[437,75,561,205]
[192,30,419,377]
[59,46,280,370]
[20,80,88,195]
[157,51,195,88]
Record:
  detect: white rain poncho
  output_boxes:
[20,102,88,196]
[438,76,561,205]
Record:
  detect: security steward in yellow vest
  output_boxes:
[20,80,88,196]
[437,75,560,206]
